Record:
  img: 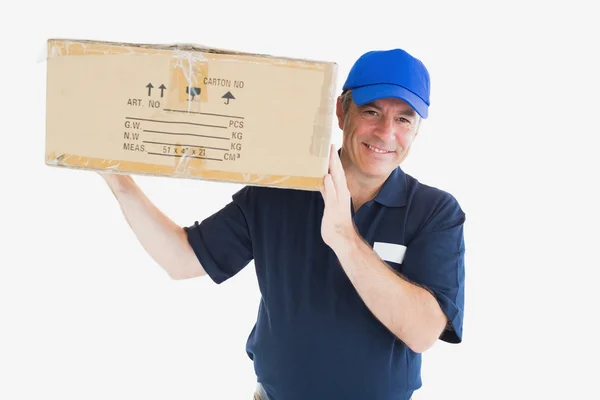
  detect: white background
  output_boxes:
[1,0,599,399]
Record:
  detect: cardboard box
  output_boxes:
[44,39,338,190]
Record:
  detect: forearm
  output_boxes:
[102,174,205,279]
[332,231,447,353]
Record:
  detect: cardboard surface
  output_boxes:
[44,39,338,190]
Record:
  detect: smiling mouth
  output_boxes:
[363,143,395,154]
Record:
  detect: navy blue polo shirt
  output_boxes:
[185,165,466,400]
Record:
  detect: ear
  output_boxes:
[336,96,344,130]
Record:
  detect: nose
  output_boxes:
[374,117,396,141]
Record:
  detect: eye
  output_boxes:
[396,117,411,123]
[363,110,379,116]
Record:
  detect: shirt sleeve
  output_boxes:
[401,193,466,344]
[184,186,254,284]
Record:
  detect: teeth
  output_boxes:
[367,144,391,154]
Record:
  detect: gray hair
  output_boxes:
[340,90,354,115]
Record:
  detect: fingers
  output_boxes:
[328,144,348,196]
[323,173,337,204]
[329,143,336,172]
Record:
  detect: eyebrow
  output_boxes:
[358,102,416,118]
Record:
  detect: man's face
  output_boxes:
[337,95,419,180]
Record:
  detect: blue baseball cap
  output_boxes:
[342,49,431,119]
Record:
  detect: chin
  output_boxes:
[359,162,395,179]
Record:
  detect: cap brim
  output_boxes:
[351,84,429,119]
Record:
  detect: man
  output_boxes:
[102,48,466,400]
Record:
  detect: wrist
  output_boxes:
[329,225,361,255]
[101,173,135,194]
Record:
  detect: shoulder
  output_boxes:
[229,185,318,231]
[232,184,316,210]
[404,173,466,231]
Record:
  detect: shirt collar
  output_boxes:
[337,148,407,208]
[372,166,408,207]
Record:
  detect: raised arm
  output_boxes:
[101,173,206,280]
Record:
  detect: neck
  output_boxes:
[340,157,388,212]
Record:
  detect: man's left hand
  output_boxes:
[319,144,356,250]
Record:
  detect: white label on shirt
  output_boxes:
[373,242,407,264]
